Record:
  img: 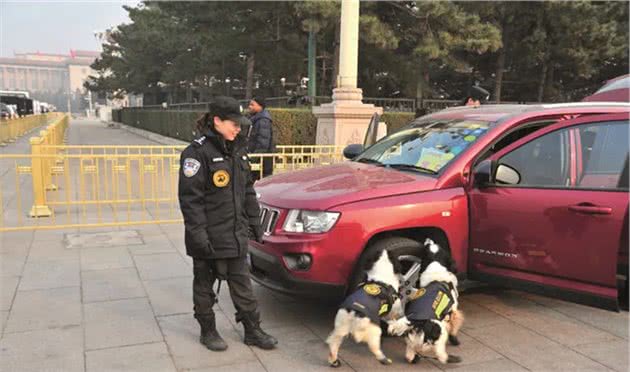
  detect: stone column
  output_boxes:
[313,0,382,147]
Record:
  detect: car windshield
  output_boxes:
[355,119,492,174]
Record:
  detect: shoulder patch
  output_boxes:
[409,288,426,300]
[363,283,381,296]
[193,136,206,146]
[182,158,201,177]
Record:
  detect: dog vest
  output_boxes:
[340,281,398,324]
[405,282,455,321]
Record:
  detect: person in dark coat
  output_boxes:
[178,96,277,352]
[461,85,490,107]
[247,97,275,180]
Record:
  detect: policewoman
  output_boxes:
[178,96,277,351]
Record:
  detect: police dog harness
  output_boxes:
[340,281,399,324]
[405,281,456,321]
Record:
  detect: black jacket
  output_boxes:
[178,130,261,259]
[247,110,274,153]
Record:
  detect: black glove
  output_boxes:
[250,225,264,243]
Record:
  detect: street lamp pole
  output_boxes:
[337,0,359,90]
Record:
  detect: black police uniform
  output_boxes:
[178,97,276,350]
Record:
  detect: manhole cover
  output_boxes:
[64,230,144,249]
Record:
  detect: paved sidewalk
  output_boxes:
[1,119,628,371]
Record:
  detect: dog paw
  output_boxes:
[378,357,393,365]
[329,359,341,368]
[447,355,462,364]
[449,335,460,346]
[407,355,420,364]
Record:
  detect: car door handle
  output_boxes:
[568,204,612,215]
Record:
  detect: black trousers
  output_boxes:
[192,256,258,321]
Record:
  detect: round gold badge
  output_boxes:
[213,170,230,187]
[409,288,426,300]
[363,283,381,296]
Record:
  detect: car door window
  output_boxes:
[577,121,629,190]
[498,128,571,187]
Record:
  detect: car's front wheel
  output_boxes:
[347,236,425,295]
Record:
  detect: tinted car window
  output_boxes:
[578,121,629,190]
[499,128,571,187]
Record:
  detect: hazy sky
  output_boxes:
[0,1,140,57]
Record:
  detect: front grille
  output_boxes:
[259,205,280,235]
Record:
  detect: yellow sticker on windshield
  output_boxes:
[416,148,452,172]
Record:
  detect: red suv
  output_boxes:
[249,103,629,310]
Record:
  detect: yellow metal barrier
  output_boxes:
[0,144,344,231]
[0,113,60,146]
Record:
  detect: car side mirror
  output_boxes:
[472,159,493,188]
[495,164,521,185]
[343,144,364,160]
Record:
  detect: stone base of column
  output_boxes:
[312,88,383,146]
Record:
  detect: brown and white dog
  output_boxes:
[327,250,402,367]
[388,239,464,364]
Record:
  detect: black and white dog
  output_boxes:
[327,250,403,367]
[388,238,464,364]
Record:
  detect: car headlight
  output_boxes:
[282,210,340,233]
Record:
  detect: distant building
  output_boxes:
[0,50,98,93]
[0,50,99,112]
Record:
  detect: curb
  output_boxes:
[103,121,188,146]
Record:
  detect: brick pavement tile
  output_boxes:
[572,340,630,372]
[84,297,163,350]
[158,312,258,370]
[517,291,629,340]
[133,253,191,280]
[80,246,134,271]
[128,242,177,255]
[457,298,512,331]
[445,357,529,372]
[86,342,176,372]
[0,232,32,253]
[251,324,355,372]
[18,257,80,290]
[0,253,27,278]
[144,276,192,316]
[65,230,144,249]
[0,276,19,311]
[82,267,146,303]
[338,336,441,371]
[5,286,81,333]
[27,241,79,262]
[0,327,83,372]
[0,310,8,336]
[465,321,608,371]
[184,361,265,372]
[432,332,503,368]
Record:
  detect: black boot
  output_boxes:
[197,314,228,351]
[238,312,277,350]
